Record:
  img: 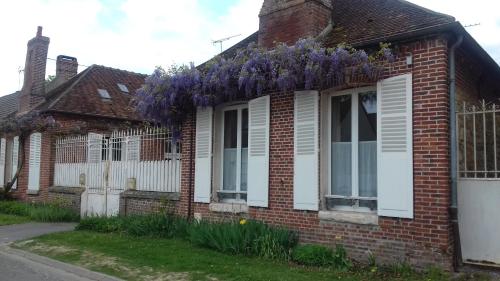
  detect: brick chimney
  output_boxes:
[258,0,332,48]
[18,26,50,114]
[56,55,78,81]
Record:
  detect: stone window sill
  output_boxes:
[209,202,249,214]
[27,190,39,195]
[318,210,378,226]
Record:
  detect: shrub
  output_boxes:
[188,219,298,260]
[0,200,79,222]
[292,244,352,269]
[76,214,188,238]
[292,245,334,267]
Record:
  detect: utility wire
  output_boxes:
[47,57,90,68]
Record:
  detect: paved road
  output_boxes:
[0,222,76,244]
[0,223,121,281]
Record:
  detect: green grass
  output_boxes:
[0,213,30,226]
[0,201,79,222]
[15,231,455,281]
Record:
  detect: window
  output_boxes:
[328,89,377,211]
[218,105,248,202]
[117,83,129,93]
[98,89,111,100]
[165,139,181,160]
[102,137,122,161]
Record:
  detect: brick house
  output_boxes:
[1,0,499,271]
[165,0,500,270]
[0,27,146,209]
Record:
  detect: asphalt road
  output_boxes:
[0,222,76,244]
[0,222,120,281]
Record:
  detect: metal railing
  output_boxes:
[457,101,499,179]
[54,127,182,192]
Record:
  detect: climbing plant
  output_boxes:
[134,38,394,137]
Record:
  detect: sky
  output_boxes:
[0,0,499,97]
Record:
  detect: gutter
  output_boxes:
[449,34,464,271]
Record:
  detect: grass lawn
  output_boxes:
[14,231,464,281]
[0,213,30,226]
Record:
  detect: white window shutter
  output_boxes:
[28,133,42,191]
[88,133,103,163]
[194,107,213,203]
[293,91,319,211]
[11,136,19,189]
[377,73,414,219]
[126,135,141,161]
[0,138,6,188]
[247,95,270,208]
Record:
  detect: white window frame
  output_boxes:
[327,87,377,212]
[218,103,248,203]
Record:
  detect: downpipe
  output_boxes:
[449,34,463,271]
[187,111,195,221]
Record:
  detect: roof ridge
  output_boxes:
[91,64,148,77]
[395,0,455,21]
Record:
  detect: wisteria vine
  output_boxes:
[134,38,394,137]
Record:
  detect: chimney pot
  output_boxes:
[56,55,78,82]
[37,26,42,37]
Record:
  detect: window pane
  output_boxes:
[223,110,238,190]
[240,109,248,192]
[223,148,237,190]
[224,110,237,149]
[359,91,377,141]
[358,92,377,198]
[242,109,248,148]
[331,95,352,196]
[241,148,248,191]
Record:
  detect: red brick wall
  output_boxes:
[258,0,331,48]
[177,36,454,269]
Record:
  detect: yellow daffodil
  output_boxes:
[239,219,247,225]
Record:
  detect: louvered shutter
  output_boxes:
[194,107,213,203]
[247,95,270,207]
[126,135,141,161]
[377,74,414,219]
[293,91,319,210]
[11,136,19,189]
[0,138,6,188]
[28,133,42,191]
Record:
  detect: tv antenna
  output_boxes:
[18,66,24,89]
[212,34,241,54]
[464,23,481,28]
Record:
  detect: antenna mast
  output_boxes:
[212,34,241,54]
[18,67,24,90]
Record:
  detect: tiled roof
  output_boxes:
[221,32,259,59]
[198,32,259,69]
[37,65,147,120]
[323,0,455,47]
[0,92,19,121]
[218,0,456,54]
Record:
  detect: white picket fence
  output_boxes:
[54,127,181,193]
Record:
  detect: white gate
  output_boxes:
[457,101,500,267]
[54,127,181,217]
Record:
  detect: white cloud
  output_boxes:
[0,0,498,97]
[0,0,263,96]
